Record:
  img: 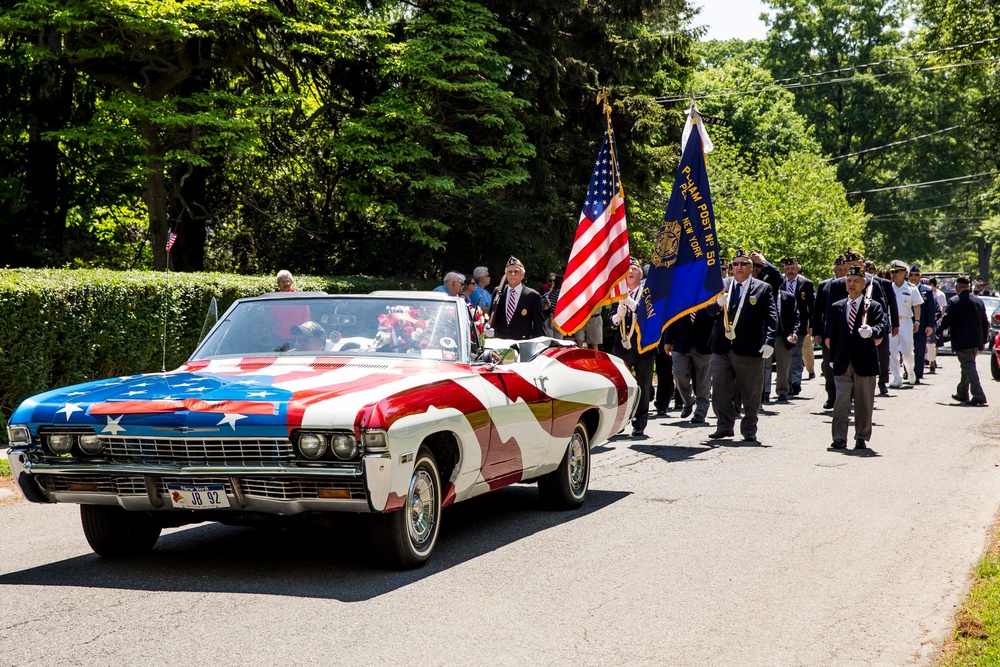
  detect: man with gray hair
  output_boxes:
[433,271,465,297]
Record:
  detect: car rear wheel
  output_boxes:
[80,505,161,557]
[538,421,590,510]
[372,449,441,569]
[991,351,1000,381]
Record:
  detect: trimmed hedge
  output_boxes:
[0,269,432,438]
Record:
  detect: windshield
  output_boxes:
[192,295,470,363]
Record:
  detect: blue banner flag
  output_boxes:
[635,110,724,354]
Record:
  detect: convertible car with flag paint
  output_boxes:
[6,291,638,568]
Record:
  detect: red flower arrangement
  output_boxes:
[374,306,431,351]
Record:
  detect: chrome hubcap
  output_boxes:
[568,431,586,494]
[407,468,436,547]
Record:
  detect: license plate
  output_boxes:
[167,483,230,509]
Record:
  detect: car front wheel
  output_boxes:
[80,505,161,557]
[538,421,591,510]
[372,449,442,569]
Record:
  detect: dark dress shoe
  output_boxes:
[673,402,684,411]
[808,373,816,380]
[761,394,770,403]
[791,383,801,395]
[928,366,936,374]
[690,415,706,423]
[680,405,693,418]
[777,394,788,402]
[823,399,835,410]
[742,434,757,442]
[708,430,734,439]
[969,398,988,406]
[879,384,889,396]
[854,439,867,449]
[655,409,667,416]
[831,439,847,449]
[631,428,645,437]
[952,394,969,403]
[913,378,921,385]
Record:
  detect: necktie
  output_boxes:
[690,311,696,323]
[732,281,742,308]
[506,288,516,324]
[848,300,857,332]
[786,279,794,293]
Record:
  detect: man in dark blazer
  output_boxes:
[908,265,937,385]
[865,261,900,395]
[704,248,778,442]
[780,256,814,394]
[610,259,655,436]
[771,284,802,402]
[825,266,887,450]
[490,256,546,340]
[663,307,715,423]
[941,274,990,406]
[812,254,852,408]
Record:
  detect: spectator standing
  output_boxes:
[470,267,492,309]
[276,270,296,292]
[941,275,990,406]
[433,272,466,297]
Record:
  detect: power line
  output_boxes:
[656,35,1000,104]
[824,125,961,162]
[847,171,1000,195]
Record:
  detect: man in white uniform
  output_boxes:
[888,259,922,388]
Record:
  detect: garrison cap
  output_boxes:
[781,255,797,265]
[846,266,865,277]
[956,274,971,285]
[506,256,524,269]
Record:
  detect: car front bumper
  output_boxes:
[7,447,393,515]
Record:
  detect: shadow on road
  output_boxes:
[0,486,629,602]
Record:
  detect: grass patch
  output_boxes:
[939,529,1000,665]
[0,458,9,478]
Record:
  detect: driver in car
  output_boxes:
[290,321,328,352]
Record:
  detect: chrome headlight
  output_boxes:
[361,429,389,453]
[6,425,30,446]
[48,434,74,455]
[331,434,359,460]
[78,434,104,455]
[297,433,327,459]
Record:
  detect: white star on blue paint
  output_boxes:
[102,415,126,435]
[217,414,247,430]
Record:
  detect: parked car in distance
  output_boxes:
[6,292,639,568]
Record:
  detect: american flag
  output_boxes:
[552,134,630,336]
[165,232,177,252]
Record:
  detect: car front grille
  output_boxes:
[37,474,364,501]
[101,436,294,464]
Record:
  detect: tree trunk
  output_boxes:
[977,238,993,290]
[169,162,207,271]
[140,120,170,270]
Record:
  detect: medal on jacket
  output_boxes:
[725,279,750,340]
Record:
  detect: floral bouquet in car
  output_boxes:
[374,306,430,351]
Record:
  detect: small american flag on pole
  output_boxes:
[165,232,177,252]
[552,131,630,336]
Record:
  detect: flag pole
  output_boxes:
[597,91,630,344]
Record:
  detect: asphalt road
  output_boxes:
[1,354,998,666]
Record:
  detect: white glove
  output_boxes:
[760,344,774,359]
[786,333,798,344]
[625,295,638,310]
[484,326,495,338]
[858,324,873,339]
[612,302,627,325]
[716,293,727,307]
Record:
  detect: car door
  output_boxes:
[473,360,554,490]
